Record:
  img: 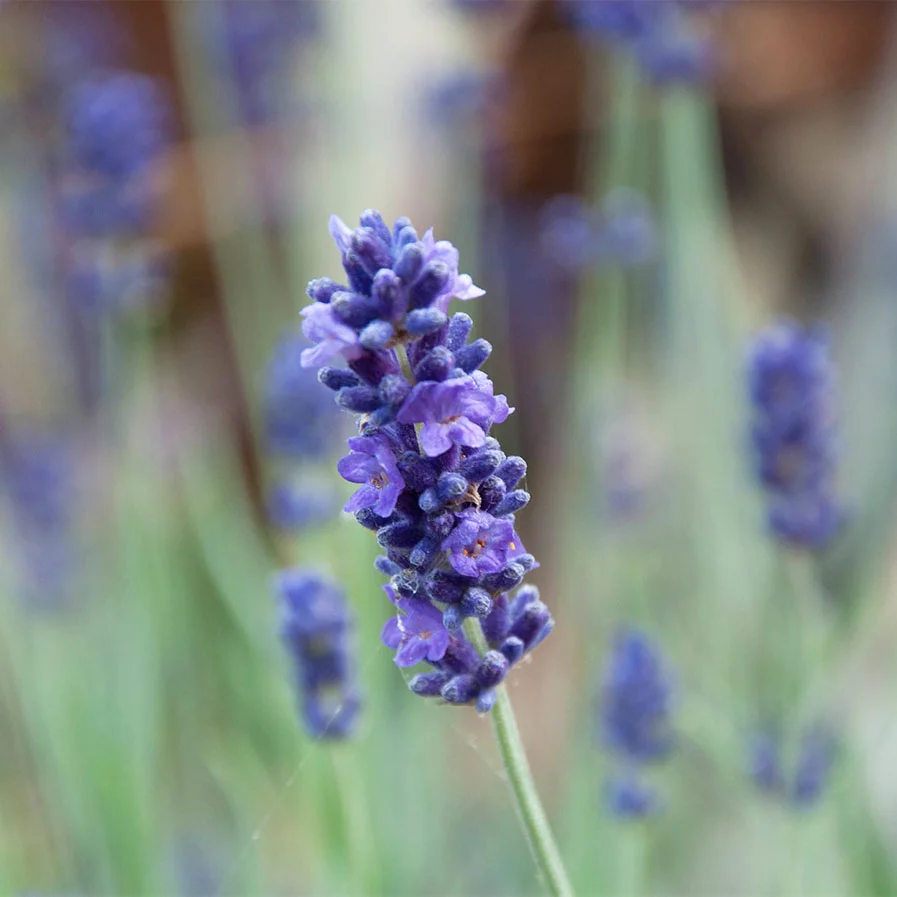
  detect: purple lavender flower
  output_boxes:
[442,510,516,577]
[746,320,844,549]
[397,377,496,457]
[540,190,655,273]
[597,628,676,819]
[747,724,837,810]
[65,74,169,181]
[293,209,552,710]
[337,435,405,517]
[605,773,658,819]
[61,71,172,314]
[565,0,714,85]
[300,303,363,368]
[267,482,338,531]
[216,0,319,126]
[266,333,343,458]
[0,429,78,611]
[599,628,675,763]
[381,598,450,667]
[276,568,361,739]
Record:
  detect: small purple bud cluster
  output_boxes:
[748,726,837,810]
[297,210,553,712]
[264,334,344,531]
[746,320,844,550]
[61,72,171,312]
[0,430,76,610]
[539,190,655,273]
[565,0,714,85]
[598,628,675,818]
[217,0,319,127]
[276,568,361,739]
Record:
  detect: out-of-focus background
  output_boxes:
[2,1,897,894]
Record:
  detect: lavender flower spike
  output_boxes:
[282,208,572,895]
[746,319,844,549]
[292,209,552,710]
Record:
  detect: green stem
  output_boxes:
[617,823,647,897]
[465,620,574,897]
[330,748,379,896]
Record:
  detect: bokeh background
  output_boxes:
[2,1,897,894]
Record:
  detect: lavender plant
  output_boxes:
[746,319,844,550]
[276,568,361,739]
[565,0,713,84]
[292,209,572,895]
[749,726,837,810]
[598,628,675,819]
[61,71,171,313]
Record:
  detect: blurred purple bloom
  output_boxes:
[337,434,405,517]
[599,628,675,763]
[747,320,844,549]
[565,0,714,85]
[65,73,169,181]
[605,773,659,819]
[276,568,361,739]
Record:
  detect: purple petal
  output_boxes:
[347,435,382,455]
[395,639,429,668]
[447,552,481,577]
[300,340,339,368]
[329,214,353,255]
[381,616,402,649]
[337,453,379,483]
[446,417,485,449]
[426,629,450,662]
[344,484,378,513]
[419,422,453,457]
[453,274,485,301]
[373,481,401,517]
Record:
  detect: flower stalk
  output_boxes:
[465,617,574,897]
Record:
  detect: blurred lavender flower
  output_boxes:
[276,568,361,739]
[296,209,551,711]
[265,333,344,531]
[266,482,339,532]
[595,390,664,522]
[266,333,344,459]
[60,71,171,314]
[424,70,503,132]
[600,628,675,762]
[540,189,655,273]
[748,725,837,810]
[62,73,169,236]
[565,0,714,84]
[605,773,658,820]
[746,320,844,550]
[792,727,837,808]
[0,430,77,611]
[218,0,319,126]
[598,628,675,817]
